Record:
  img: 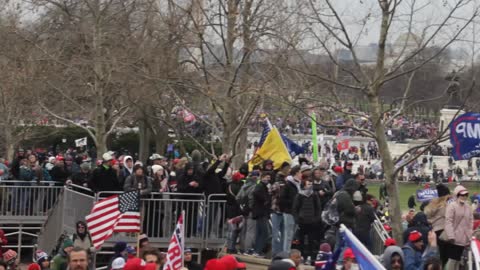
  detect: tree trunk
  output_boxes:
[369,94,403,243]
[138,117,150,163]
[154,127,168,155]
[96,131,108,159]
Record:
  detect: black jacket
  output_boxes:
[203,160,229,196]
[354,203,375,238]
[71,171,91,186]
[226,181,243,219]
[177,163,203,194]
[336,179,359,229]
[313,178,334,206]
[252,182,271,219]
[184,261,202,270]
[50,166,70,184]
[88,165,121,192]
[279,179,300,214]
[293,191,322,225]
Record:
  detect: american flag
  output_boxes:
[86,191,141,249]
[163,212,184,270]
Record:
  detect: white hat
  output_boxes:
[112,257,125,270]
[152,165,164,175]
[149,153,164,160]
[102,152,114,161]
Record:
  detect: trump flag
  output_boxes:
[163,212,185,270]
[450,112,480,160]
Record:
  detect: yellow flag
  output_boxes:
[249,128,292,170]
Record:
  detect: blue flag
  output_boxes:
[450,112,480,160]
[341,225,386,270]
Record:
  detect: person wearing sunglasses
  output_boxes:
[444,185,473,270]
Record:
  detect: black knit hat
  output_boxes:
[436,184,450,197]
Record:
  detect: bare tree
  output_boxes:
[277,0,479,241]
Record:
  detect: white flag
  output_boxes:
[75,137,87,147]
[163,212,185,270]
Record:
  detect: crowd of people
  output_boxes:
[0,146,479,270]
[248,114,438,141]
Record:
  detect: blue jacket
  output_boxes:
[402,242,438,270]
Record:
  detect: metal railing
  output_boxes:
[371,214,391,255]
[36,187,228,254]
[0,181,62,220]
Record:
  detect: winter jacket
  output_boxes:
[271,172,287,213]
[335,170,353,190]
[50,166,70,184]
[184,261,202,270]
[71,171,91,187]
[123,175,152,196]
[177,163,203,194]
[445,195,474,246]
[279,177,301,214]
[402,212,430,247]
[354,203,375,239]
[313,177,334,206]
[402,243,438,270]
[235,178,257,215]
[203,160,228,196]
[381,246,404,270]
[226,180,243,219]
[51,250,68,270]
[89,165,121,192]
[292,190,322,225]
[336,179,358,229]
[252,182,271,219]
[424,199,447,233]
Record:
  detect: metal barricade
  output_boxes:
[204,194,227,249]
[37,187,96,254]
[0,181,62,221]
[370,214,390,255]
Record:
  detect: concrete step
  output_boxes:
[227,254,315,270]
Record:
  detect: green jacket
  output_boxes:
[51,250,68,270]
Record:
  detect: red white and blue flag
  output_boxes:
[163,212,185,270]
[340,224,385,270]
[86,191,141,249]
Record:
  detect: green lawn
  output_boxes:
[367,182,480,211]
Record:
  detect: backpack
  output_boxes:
[321,193,340,226]
[236,182,257,214]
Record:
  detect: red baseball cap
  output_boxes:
[384,238,397,247]
[123,258,156,270]
[343,248,355,260]
[220,255,244,270]
[408,230,422,242]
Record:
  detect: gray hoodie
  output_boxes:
[382,246,405,270]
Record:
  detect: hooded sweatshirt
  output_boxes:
[336,179,359,229]
[381,246,404,270]
[72,221,93,252]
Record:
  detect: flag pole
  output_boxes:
[181,210,185,268]
[137,190,142,257]
[311,111,319,163]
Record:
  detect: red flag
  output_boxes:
[86,192,141,250]
[182,110,196,123]
[337,140,350,151]
[471,237,480,269]
[163,213,185,270]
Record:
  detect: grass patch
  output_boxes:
[367,182,480,211]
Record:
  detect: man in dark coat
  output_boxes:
[252,172,272,257]
[88,152,120,192]
[336,179,359,229]
[293,179,322,260]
